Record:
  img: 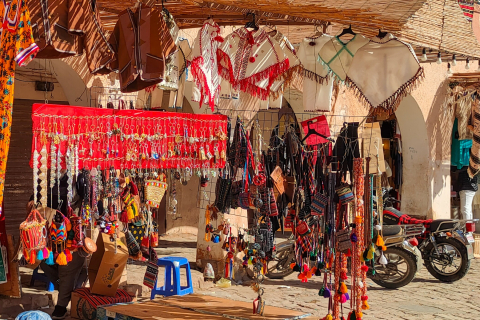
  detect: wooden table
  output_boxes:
[97,294,311,320]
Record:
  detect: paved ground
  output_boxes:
[1,233,479,320]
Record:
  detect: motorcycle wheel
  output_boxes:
[266,247,295,279]
[370,247,417,289]
[424,237,470,282]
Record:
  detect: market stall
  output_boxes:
[0,0,478,319]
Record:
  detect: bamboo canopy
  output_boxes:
[96,0,480,58]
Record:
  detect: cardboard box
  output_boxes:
[88,232,128,296]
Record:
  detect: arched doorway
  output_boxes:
[395,95,431,218]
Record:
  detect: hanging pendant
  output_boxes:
[33,149,39,204]
[39,146,48,206]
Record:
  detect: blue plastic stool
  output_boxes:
[150,257,193,299]
[30,266,54,292]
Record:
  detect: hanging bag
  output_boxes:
[20,209,47,264]
[336,184,354,205]
[239,161,253,210]
[336,206,352,253]
[311,192,329,216]
[145,179,168,208]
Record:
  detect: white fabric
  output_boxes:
[168,39,192,109]
[297,35,334,112]
[318,34,369,81]
[218,28,289,100]
[460,190,476,220]
[189,19,223,111]
[265,30,302,94]
[347,33,422,111]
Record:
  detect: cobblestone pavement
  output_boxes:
[2,233,479,320]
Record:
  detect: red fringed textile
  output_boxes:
[30,104,228,170]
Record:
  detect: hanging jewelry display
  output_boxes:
[50,142,57,206]
[57,147,62,205]
[66,147,73,206]
[39,146,48,206]
[33,144,39,204]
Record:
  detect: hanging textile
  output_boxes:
[318,34,369,81]
[347,33,424,115]
[217,27,290,101]
[166,38,192,109]
[30,104,228,170]
[28,0,83,58]
[454,92,474,140]
[452,118,472,169]
[362,122,386,174]
[69,0,116,75]
[108,3,177,93]
[0,0,38,213]
[189,19,223,112]
[297,35,334,112]
[468,99,480,178]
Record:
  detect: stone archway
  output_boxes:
[395,95,431,218]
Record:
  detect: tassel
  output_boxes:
[357,279,364,288]
[127,207,135,220]
[340,294,347,303]
[325,314,332,320]
[323,287,331,298]
[382,245,387,251]
[318,287,325,296]
[362,300,370,310]
[345,248,352,257]
[42,247,48,259]
[120,210,128,224]
[290,262,296,269]
[367,245,375,260]
[379,253,388,265]
[46,250,54,265]
[341,317,346,320]
[29,250,36,264]
[214,36,224,43]
[56,252,68,265]
[65,249,73,262]
[293,264,300,272]
[340,282,348,294]
[350,233,357,242]
[345,293,350,301]
[306,271,312,279]
[361,265,369,273]
[315,267,322,276]
[357,312,363,318]
[376,235,385,247]
[349,311,356,320]
[36,249,44,261]
[340,271,348,280]
[361,295,368,301]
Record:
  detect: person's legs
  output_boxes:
[56,251,86,308]
[460,190,476,220]
[39,262,59,287]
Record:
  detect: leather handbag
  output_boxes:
[270,166,286,194]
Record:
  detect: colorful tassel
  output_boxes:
[361,265,369,273]
[362,300,370,310]
[367,245,375,260]
[340,294,347,303]
[36,249,44,261]
[46,250,54,265]
[350,233,357,242]
[376,235,385,247]
[56,252,68,266]
[379,253,388,265]
[65,249,73,262]
[29,250,36,264]
[323,287,331,298]
[324,314,332,320]
[340,271,348,280]
[361,295,368,301]
[349,312,356,320]
[318,287,325,296]
[340,282,348,294]
[290,262,296,269]
[345,293,350,301]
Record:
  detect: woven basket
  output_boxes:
[145,180,168,208]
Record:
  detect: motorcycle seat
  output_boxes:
[429,219,456,232]
[382,225,402,236]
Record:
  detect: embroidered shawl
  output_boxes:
[217,28,290,100]
[346,33,424,115]
[318,34,369,81]
[267,30,302,96]
[189,19,223,111]
[297,35,334,112]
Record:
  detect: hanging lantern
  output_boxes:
[421,48,427,62]
[452,54,457,66]
[477,60,480,71]
[466,57,470,70]
[436,52,442,64]
[447,62,452,75]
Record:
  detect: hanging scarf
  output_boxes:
[297,35,334,112]
[346,33,424,115]
[217,27,290,101]
[189,19,223,111]
[318,34,369,81]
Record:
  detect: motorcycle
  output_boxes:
[266,223,423,289]
[382,192,477,282]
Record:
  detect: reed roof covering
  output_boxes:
[96,0,480,58]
